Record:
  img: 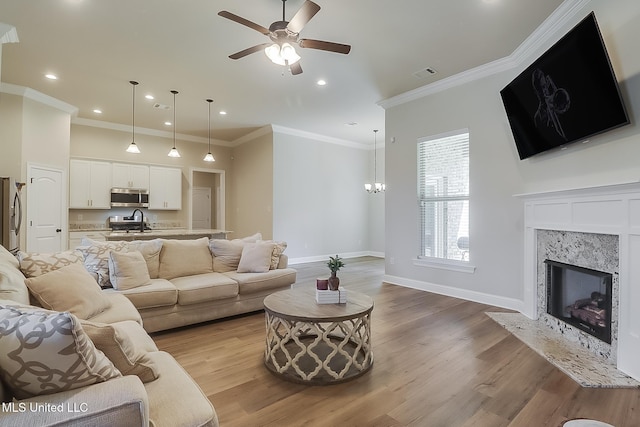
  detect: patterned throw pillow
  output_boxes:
[17,249,84,278]
[76,240,129,288]
[0,303,121,400]
[259,240,287,269]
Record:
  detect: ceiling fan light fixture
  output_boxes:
[265,43,300,66]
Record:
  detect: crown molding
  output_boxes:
[0,82,78,115]
[0,23,19,44]
[271,124,370,150]
[378,0,592,110]
[72,117,234,147]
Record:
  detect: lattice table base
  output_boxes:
[264,313,373,385]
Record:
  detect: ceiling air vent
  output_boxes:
[153,103,171,110]
[412,67,438,79]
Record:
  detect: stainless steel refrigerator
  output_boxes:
[0,177,25,253]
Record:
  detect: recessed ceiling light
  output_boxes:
[317,79,327,86]
[92,109,102,114]
[219,111,227,115]
[164,121,172,126]
[45,73,58,80]
[345,122,358,126]
[145,94,154,100]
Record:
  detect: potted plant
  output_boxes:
[327,255,345,290]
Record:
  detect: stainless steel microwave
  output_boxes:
[110,188,149,208]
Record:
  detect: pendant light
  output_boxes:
[126,81,141,153]
[203,99,215,162]
[167,90,181,158]
[365,129,385,193]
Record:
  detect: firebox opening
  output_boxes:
[545,259,612,344]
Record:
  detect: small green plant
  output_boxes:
[327,255,345,273]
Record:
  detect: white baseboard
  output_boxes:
[383,274,525,313]
[289,251,384,265]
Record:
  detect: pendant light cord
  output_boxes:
[373,129,378,182]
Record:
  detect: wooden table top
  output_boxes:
[263,287,374,322]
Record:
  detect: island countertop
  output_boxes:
[104,229,231,241]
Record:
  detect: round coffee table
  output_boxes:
[263,287,374,385]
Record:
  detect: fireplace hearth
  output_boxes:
[545,259,612,344]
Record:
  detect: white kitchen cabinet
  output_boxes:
[112,163,149,189]
[69,160,112,209]
[149,166,182,210]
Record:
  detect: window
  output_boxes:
[417,131,469,263]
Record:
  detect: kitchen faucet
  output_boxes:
[131,208,145,232]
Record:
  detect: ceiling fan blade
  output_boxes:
[287,1,321,34]
[229,43,271,60]
[218,11,270,35]
[290,62,303,75]
[298,39,351,54]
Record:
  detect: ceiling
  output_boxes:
[0,0,564,147]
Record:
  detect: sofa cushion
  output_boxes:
[158,237,213,280]
[170,273,238,305]
[209,239,245,273]
[0,248,29,305]
[87,293,143,325]
[224,268,297,294]
[81,320,159,383]
[237,242,275,273]
[0,303,121,400]
[77,240,129,288]
[108,250,151,290]
[115,279,178,309]
[144,351,218,427]
[126,239,163,279]
[17,249,84,278]
[25,263,112,320]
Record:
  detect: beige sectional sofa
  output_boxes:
[0,234,296,426]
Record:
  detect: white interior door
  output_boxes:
[27,165,65,252]
[192,187,211,229]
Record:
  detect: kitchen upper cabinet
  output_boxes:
[112,163,149,189]
[149,166,182,210]
[69,160,112,209]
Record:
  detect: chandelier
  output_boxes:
[365,129,385,193]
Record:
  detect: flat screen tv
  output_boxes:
[500,12,629,160]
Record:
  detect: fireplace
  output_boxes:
[545,259,612,344]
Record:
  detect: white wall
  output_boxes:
[383,0,640,310]
[273,129,374,262]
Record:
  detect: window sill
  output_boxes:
[412,257,476,274]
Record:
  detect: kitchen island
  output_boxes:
[104,229,230,241]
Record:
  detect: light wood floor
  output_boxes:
[152,257,640,427]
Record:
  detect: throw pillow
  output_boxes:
[77,240,129,288]
[209,239,245,272]
[0,304,121,400]
[259,240,288,270]
[25,263,111,320]
[17,249,84,278]
[126,239,163,279]
[158,237,213,280]
[80,320,159,383]
[241,232,263,242]
[108,251,151,290]
[237,242,275,273]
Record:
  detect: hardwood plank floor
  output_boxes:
[151,257,640,426]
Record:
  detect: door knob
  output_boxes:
[56,228,62,233]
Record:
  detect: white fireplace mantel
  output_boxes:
[517,180,640,381]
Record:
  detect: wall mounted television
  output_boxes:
[500,12,629,160]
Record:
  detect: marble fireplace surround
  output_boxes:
[519,181,640,382]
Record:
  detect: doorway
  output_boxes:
[26,163,66,252]
[189,168,225,231]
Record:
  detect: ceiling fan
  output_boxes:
[218,0,351,75]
